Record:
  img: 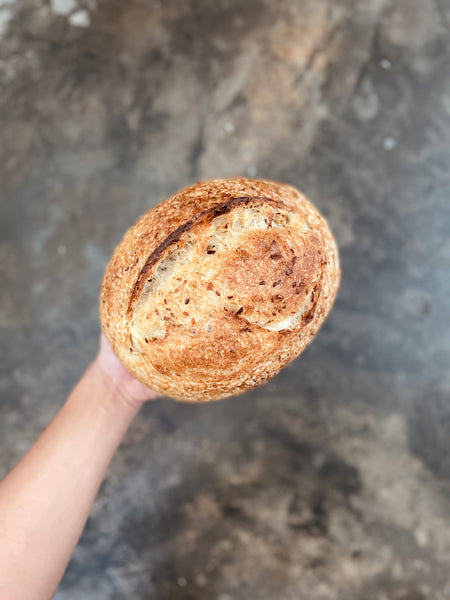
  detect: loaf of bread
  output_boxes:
[100,178,340,402]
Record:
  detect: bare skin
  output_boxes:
[0,334,158,600]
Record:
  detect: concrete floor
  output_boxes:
[1,0,450,598]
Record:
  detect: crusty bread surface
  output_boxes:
[100,178,340,401]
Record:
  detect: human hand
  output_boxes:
[96,333,160,407]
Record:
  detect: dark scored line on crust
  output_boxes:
[127,196,287,313]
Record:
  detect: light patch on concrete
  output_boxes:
[50,0,77,16]
[383,136,397,150]
[353,77,380,121]
[0,2,13,38]
[69,9,90,27]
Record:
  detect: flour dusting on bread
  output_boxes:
[130,204,310,351]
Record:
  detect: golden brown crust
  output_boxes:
[128,195,286,314]
[100,178,340,402]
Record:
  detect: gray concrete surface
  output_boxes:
[1,0,450,598]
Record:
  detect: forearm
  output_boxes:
[0,360,140,600]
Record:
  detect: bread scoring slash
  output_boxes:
[100,178,340,402]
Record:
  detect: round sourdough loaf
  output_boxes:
[100,178,340,402]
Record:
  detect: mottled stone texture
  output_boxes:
[1,0,450,598]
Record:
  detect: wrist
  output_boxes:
[95,333,160,406]
[89,359,143,416]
